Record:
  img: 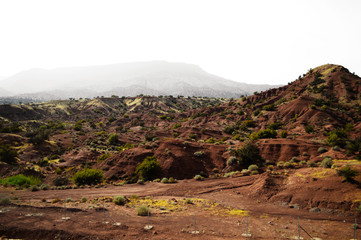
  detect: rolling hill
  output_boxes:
[0,63,361,221]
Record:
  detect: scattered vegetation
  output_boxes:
[250,129,277,140]
[236,141,264,167]
[107,133,119,145]
[0,174,41,187]
[317,147,328,154]
[305,124,314,133]
[327,129,348,148]
[137,205,150,216]
[53,176,69,186]
[193,151,205,157]
[73,168,104,186]
[113,195,126,205]
[0,197,11,205]
[194,175,204,181]
[320,157,333,168]
[0,144,18,164]
[337,165,358,182]
[135,156,160,181]
[267,122,283,130]
[279,130,288,138]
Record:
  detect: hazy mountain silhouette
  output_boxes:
[0,61,280,99]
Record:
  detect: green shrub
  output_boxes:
[327,129,348,147]
[250,170,259,175]
[345,123,355,133]
[153,178,160,182]
[227,156,237,166]
[194,175,204,181]
[185,198,193,204]
[308,161,317,167]
[97,153,111,162]
[337,165,358,182]
[224,125,238,134]
[241,169,250,175]
[53,176,69,186]
[81,197,87,203]
[321,157,333,168]
[0,197,11,205]
[248,164,259,171]
[277,161,284,168]
[113,195,126,205]
[137,206,150,216]
[40,184,50,190]
[108,133,119,145]
[168,177,176,183]
[253,109,261,116]
[290,157,298,163]
[317,147,328,153]
[263,104,275,111]
[145,132,156,141]
[267,122,283,130]
[188,133,197,140]
[73,168,104,186]
[161,177,168,183]
[236,141,264,167]
[65,198,73,203]
[284,161,294,168]
[0,144,18,164]
[193,151,205,157]
[73,120,84,131]
[206,137,217,143]
[250,129,277,140]
[224,171,239,177]
[345,137,361,158]
[241,120,255,128]
[332,146,340,151]
[173,124,181,129]
[135,156,160,181]
[137,179,144,184]
[279,130,288,138]
[27,128,50,145]
[305,125,314,133]
[1,174,41,187]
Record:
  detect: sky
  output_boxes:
[0,0,360,85]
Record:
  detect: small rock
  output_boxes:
[144,225,153,230]
[309,207,321,213]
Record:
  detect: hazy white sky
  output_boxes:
[0,0,360,84]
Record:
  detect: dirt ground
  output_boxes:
[0,175,360,240]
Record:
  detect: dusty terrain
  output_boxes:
[1,167,361,240]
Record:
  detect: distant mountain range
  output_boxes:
[0,61,281,100]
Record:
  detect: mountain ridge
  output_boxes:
[0,61,280,99]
